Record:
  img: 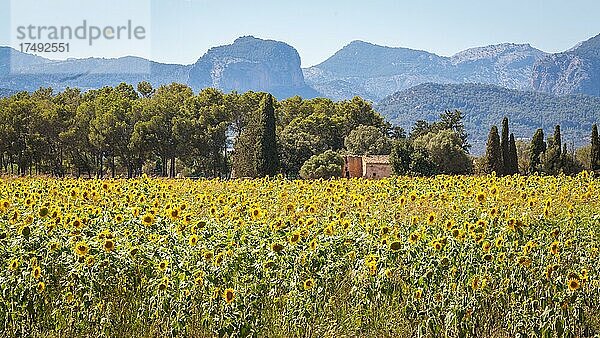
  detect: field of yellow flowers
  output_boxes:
[1,174,599,337]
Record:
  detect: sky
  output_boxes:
[1,0,599,67]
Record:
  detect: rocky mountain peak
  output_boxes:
[187,36,317,99]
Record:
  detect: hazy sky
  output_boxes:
[1,0,599,67]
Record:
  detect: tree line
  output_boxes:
[0,82,598,179]
[482,119,600,176]
[0,82,396,178]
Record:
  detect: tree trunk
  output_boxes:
[170,156,176,178]
[111,155,116,179]
[98,153,104,179]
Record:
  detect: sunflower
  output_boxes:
[32,266,41,279]
[476,192,486,203]
[289,231,301,244]
[427,212,436,225]
[223,288,235,303]
[8,259,19,271]
[74,241,89,257]
[141,213,155,226]
[324,225,334,236]
[72,218,83,229]
[549,241,560,255]
[103,239,115,252]
[188,234,199,246]
[37,281,46,293]
[489,207,498,218]
[0,199,9,211]
[20,225,31,237]
[158,260,169,271]
[158,277,169,291]
[86,255,95,266]
[167,207,180,220]
[409,192,417,202]
[129,247,139,257]
[38,206,49,218]
[390,240,402,252]
[414,288,423,300]
[303,278,315,291]
[517,256,532,267]
[214,252,224,266]
[48,242,60,251]
[271,242,284,253]
[65,292,75,303]
[471,276,480,290]
[568,278,580,291]
[399,196,406,206]
[250,208,262,220]
[408,231,421,244]
[114,214,124,223]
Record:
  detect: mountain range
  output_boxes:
[1,34,600,153]
[0,36,317,99]
[303,41,547,101]
[2,34,600,101]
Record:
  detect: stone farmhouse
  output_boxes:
[343,155,391,179]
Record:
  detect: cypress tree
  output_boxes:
[485,126,503,175]
[553,125,562,156]
[255,93,279,177]
[529,128,546,174]
[500,117,509,175]
[592,124,600,171]
[546,125,562,174]
[508,133,519,174]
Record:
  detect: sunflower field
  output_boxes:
[1,173,599,337]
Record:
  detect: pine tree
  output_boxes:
[500,117,509,176]
[508,133,519,174]
[485,126,503,175]
[529,128,546,174]
[255,93,279,177]
[592,124,600,171]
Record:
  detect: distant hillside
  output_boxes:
[304,41,546,101]
[188,36,319,99]
[377,83,600,154]
[533,34,600,96]
[0,47,190,92]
